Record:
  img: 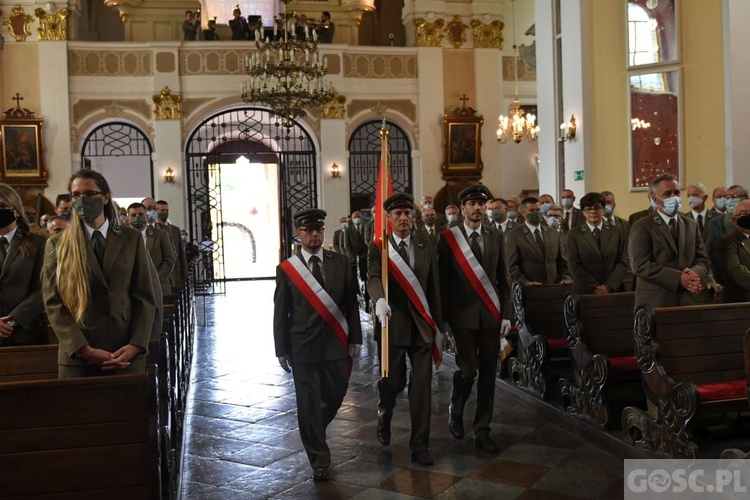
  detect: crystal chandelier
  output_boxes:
[241,0,335,127]
[497,0,539,144]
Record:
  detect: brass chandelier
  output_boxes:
[497,0,539,144]
[241,0,335,126]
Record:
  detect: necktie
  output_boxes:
[0,236,8,268]
[429,228,434,238]
[92,230,106,267]
[564,211,570,230]
[309,255,324,287]
[398,240,409,264]
[469,232,482,263]
[668,218,678,244]
[534,229,545,254]
[592,227,601,249]
[697,214,704,234]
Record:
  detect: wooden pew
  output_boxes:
[508,282,572,399]
[557,292,644,429]
[0,344,58,382]
[622,303,750,458]
[0,366,162,499]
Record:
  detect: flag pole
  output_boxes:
[379,118,390,378]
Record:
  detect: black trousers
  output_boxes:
[291,358,349,468]
[450,326,499,436]
[377,343,433,453]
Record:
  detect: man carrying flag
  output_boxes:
[273,208,362,481]
[437,184,512,453]
[368,192,443,466]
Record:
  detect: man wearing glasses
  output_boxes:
[706,184,748,281]
[715,200,750,302]
[565,192,629,295]
[273,208,362,481]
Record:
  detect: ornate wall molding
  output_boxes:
[72,112,155,154]
[503,55,536,81]
[68,50,152,76]
[3,5,33,42]
[320,92,346,119]
[342,53,416,78]
[34,7,68,41]
[72,99,151,125]
[445,16,467,49]
[346,105,419,150]
[471,19,504,49]
[153,87,181,120]
[180,49,245,76]
[415,17,444,47]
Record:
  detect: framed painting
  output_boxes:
[441,102,484,180]
[0,102,48,187]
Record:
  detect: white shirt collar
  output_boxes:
[463,222,482,238]
[525,221,541,233]
[301,247,324,263]
[2,225,18,243]
[657,210,677,226]
[83,217,110,240]
[691,208,707,219]
[586,222,603,232]
[392,233,411,247]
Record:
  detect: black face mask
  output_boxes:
[526,211,542,225]
[0,209,16,229]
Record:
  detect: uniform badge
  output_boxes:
[416,238,425,248]
[112,224,122,235]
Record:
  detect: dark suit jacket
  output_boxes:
[561,207,585,233]
[505,224,571,285]
[161,222,189,285]
[417,225,441,244]
[604,215,630,235]
[332,229,344,253]
[566,223,628,294]
[0,232,47,345]
[628,206,655,227]
[144,225,176,292]
[706,213,735,280]
[43,225,156,365]
[273,250,362,363]
[715,230,750,302]
[684,209,718,242]
[344,224,368,262]
[367,234,443,346]
[437,225,511,330]
[628,213,713,308]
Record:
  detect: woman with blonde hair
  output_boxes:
[42,169,156,378]
[0,183,47,346]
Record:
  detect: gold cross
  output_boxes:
[12,93,24,109]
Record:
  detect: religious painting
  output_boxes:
[441,101,484,180]
[1,124,43,177]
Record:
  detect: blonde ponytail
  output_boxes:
[55,206,91,327]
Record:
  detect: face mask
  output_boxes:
[59,209,72,220]
[604,205,614,216]
[130,216,147,229]
[73,197,104,224]
[561,199,573,209]
[649,197,658,210]
[725,198,740,214]
[546,216,561,228]
[424,216,436,225]
[352,218,362,225]
[507,210,517,220]
[181,235,189,243]
[0,209,16,229]
[342,222,349,229]
[26,214,36,223]
[660,195,682,217]
[489,209,505,221]
[422,204,433,210]
[447,215,458,223]
[540,203,552,215]
[526,211,542,225]
[687,196,704,210]
[715,197,727,210]
[147,210,158,223]
[157,212,169,222]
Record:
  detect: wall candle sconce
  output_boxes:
[164,167,175,183]
[559,114,577,142]
[330,163,341,179]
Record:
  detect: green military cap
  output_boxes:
[458,184,490,205]
[383,192,414,211]
[294,208,327,228]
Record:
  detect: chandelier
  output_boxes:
[497,0,539,144]
[241,0,335,127]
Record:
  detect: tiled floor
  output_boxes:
[180,281,627,499]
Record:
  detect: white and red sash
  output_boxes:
[442,226,502,323]
[280,255,349,351]
[377,239,441,365]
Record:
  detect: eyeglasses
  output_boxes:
[300,227,324,234]
[70,190,104,200]
[582,206,603,213]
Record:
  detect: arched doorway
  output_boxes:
[185,108,317,293]
[348,119,413,212]
[81,121,154,199]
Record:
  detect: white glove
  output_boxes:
[348,343,362,358]
[434,331,444,350]
[375,298,391,324]
[499,319,511,338]
[278,355,291,373]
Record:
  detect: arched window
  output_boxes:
[200,0,279,28]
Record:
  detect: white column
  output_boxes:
[320,118,348,247]
[152,120,186,227]
[535,0,558,198]
[474,48,503,190]
[416,47,444,199]
[723,0,750,187]
[38,42,73,196]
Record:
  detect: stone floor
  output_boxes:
[180,281,627,499]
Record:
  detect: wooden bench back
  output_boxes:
[516,283,572,340]
[0,344,58,382]
[649,303,750,385]
[0,367,161,498]
[576,292,635,357]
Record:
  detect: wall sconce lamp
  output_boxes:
[164,167,175,184]
[330,163,341,179]
[559,114,577,142]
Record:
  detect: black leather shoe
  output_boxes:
[411,450,434,466]
[377,409,392,446]
[448,404,464,439]
[313,466,328,481]
[474,435,499,453]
